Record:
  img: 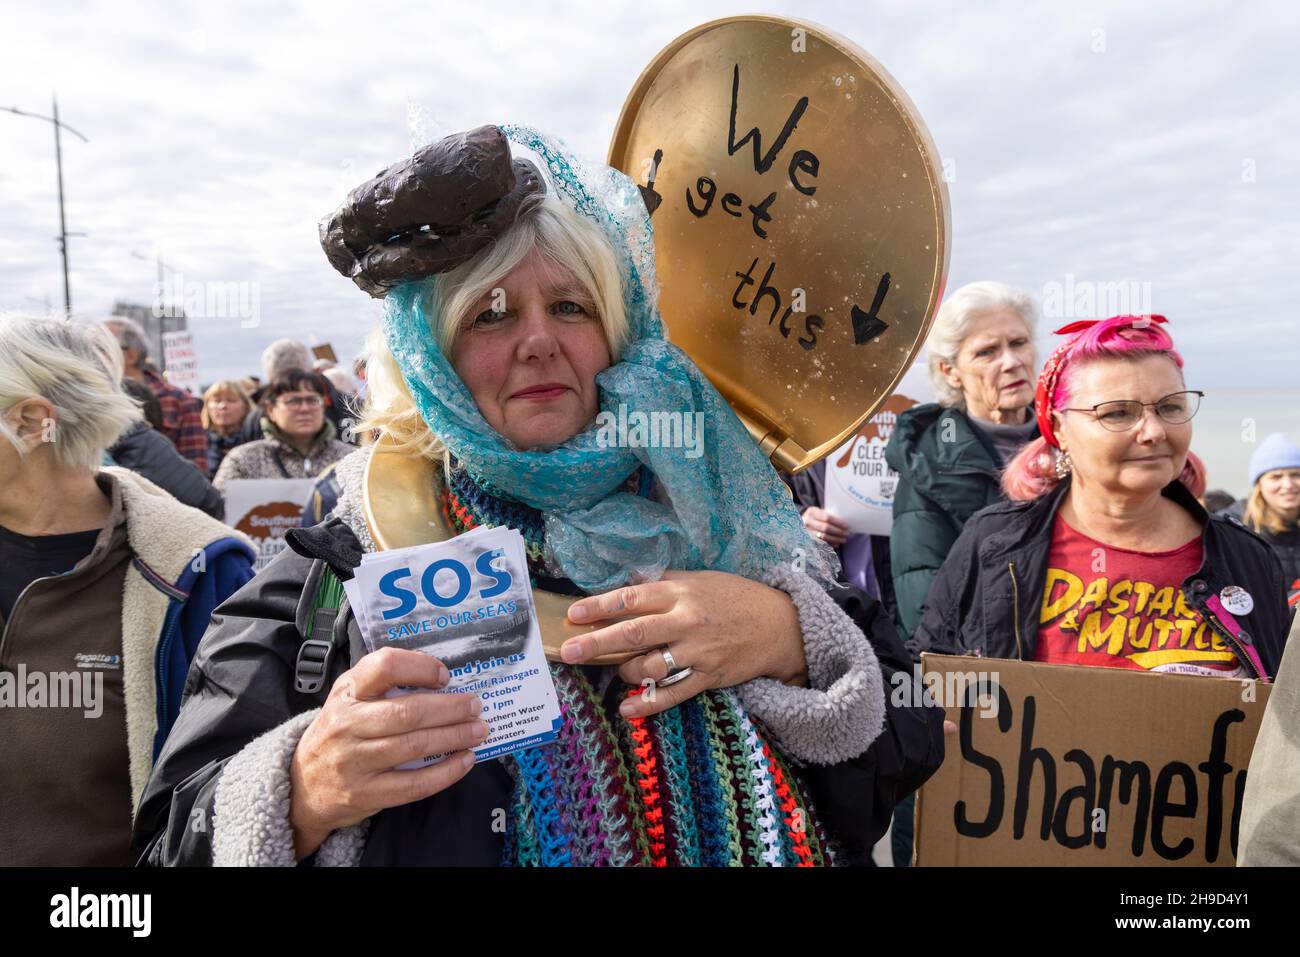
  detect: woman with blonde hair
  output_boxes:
[134,124,943,867]
[1220,433,1300,605]
[201,378,253,475]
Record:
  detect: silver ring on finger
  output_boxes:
[657,666,694,688]
[660,648,677,673]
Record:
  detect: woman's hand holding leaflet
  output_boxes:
[560,570,809,719]
[288,647,489,860]
[801,506,851,547]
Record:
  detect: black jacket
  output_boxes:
[884,403,1036,643]
[131,518,945,866]
[911,477,1293,680]
[108,420,225,520]
[1219,499,1300,602]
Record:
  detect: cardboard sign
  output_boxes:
[914,654,1272,866]
[222,478,316,570]
[311,343,338,364]
[822,362,931,534]
[161,330,199,394]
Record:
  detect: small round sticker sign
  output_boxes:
[1219,585,1254,616]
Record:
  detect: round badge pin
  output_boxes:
[1219,585,1254,616]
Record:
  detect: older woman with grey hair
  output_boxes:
[0,315,254,865]
[880,280,1038,865]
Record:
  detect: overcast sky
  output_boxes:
[3,0,1297,400]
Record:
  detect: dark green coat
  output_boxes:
[884,403,1035,642]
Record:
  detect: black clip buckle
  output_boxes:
[295,607,338,694]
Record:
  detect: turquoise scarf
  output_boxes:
[383,124,835,593]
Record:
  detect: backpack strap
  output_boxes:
[294,564,349,698]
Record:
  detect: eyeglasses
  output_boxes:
[277,394,324,409]
[1059,390,1204,432]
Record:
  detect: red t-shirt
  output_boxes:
[1034,516,1246,677]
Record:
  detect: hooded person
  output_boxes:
[132,124,944,867]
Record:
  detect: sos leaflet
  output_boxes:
[343,526,561,768]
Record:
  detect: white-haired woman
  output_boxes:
[885,281,1040,639]
[880,280,1038,866]
[0,315,256,865]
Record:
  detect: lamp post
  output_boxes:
[1,96,89,317]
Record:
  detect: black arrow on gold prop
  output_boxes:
[639,148,664,217]
[851,272,891,345]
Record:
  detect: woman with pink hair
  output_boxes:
[911,315,1290,680]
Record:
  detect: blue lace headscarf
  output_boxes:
[383,124,837,594]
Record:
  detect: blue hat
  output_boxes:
[1250,433,1300,487]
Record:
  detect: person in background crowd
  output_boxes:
[886,281,1041,641]
[122,378,163,431]
[236,339,356,444]
[1203,488,1235,514]
[786,465,896,617]
[0,315,254,865]
[317,361,362,427]
[201,378,254,477]
[103,316,209,475]
[1219,433,1300,606]
[107,417,225,520]
[213,369,352,488]
[881,280,1039,866]
[914,315,1291,683]
[298,460,344,527]
[320,364,356,399]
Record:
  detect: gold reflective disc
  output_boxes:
[609,15,950,472]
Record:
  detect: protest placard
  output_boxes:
[161,330,199,395]
[222,478,316,571]
[914,653,1272,866]
[822,362,931,534]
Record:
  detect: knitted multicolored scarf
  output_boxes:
[441,463,831,866]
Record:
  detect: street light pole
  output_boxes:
[53,95,71,316]
[1,98,88,318]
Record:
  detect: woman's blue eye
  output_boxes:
[473,309,507,326]
[553,300,587,316]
